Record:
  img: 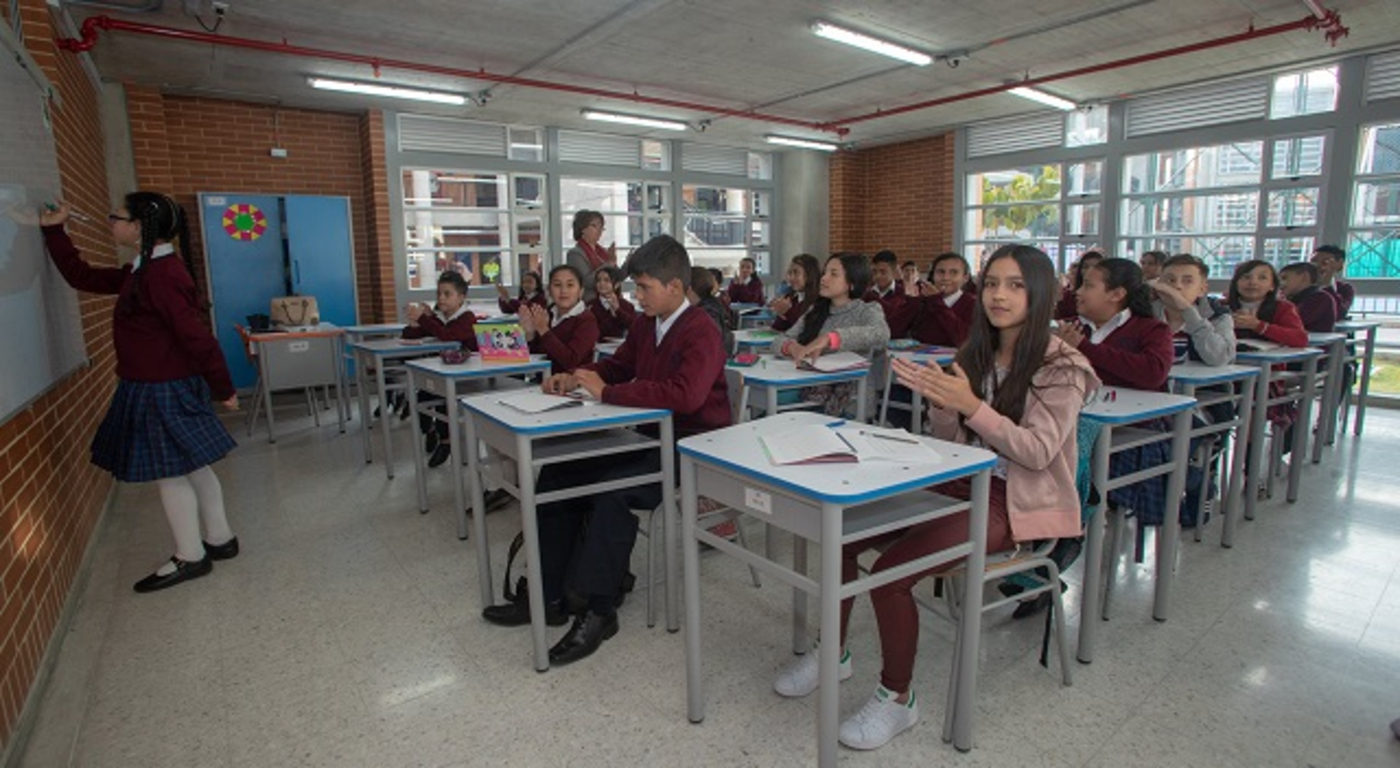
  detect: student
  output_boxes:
[587,265,636,340]
[1279,262,1337,333]
[482,235,730,666]
[41,195,239,593]
[496,270,547,315]
[769,253,820,332]
[404,270,480,468]
[1228,260,1308,348]
[863,250,913,338]
[1311,245,1354,319]
[1151,254,1235,366]
[521,265,600,375]
[1055,250,1104,320]
[771,244,1098,751]
[773,253,891,417]
[910,252,976,347]
[1056,257,1174,391]
[726,256,764,305]
[1139,250,1167,282]
[899,260,925,297]
[689,266,735,353]
[566,209,616,302]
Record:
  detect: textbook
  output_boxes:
[1236,339,1283,352]
[798,351,871,373]
[497,392,585,414]
[476,317,530,363]
[759,424,940,466]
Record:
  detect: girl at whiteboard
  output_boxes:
[41,194,239,594]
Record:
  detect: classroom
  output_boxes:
[2,0,1400,765]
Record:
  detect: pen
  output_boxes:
[863,430,921,445]
[44,203,93,223]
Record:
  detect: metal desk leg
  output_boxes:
[911,389,924,435]
[682,457,706,724]
[1078,425,1113,663]
[661,417,678,632]
[765,384,780,566]
[951,470,990,752]
[1355,326,1376,436]
[1287,358,1317,503]
[335,336,348,431]
[377,360,394,479]
[793,534,808,655]
[518,434,549,672]
[356,349,372,464]
[447,381,469,540]
[1154,409,1192,622]
[1244,366,1271,522]
[466,413,492,610]
[1221,378,1254,549]
[855,376,868,423]
[878,363,893,426]
[409,370,428,513]
[817,501,842,768]
[258,343,277,444]
[1313,342,1342,462]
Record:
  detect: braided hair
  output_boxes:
[121,191,198,315]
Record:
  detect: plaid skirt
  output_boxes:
[92,377,236,482]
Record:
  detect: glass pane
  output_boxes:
[407,249,507,289]
[964,241,1060,274]
[509,127,544,162]
[685,214,746,247]
[1065,160,1103,197]
[514,176,545,209]
[1120,193,1259,236]
[1266,188,1319,228]
[1357,123,1400,175]
[750,221,771,248]
[646,217,671,240]
[401,170,506,209]
[751,190,771,218]
[516,217,543,250]
[645,183,670,213]
[1353,182,1400,227]
[557,212,634,249]
[1066,108,1108,147]
[1120,236,1254,278]
[404,211,508,250]
[560,178,637,214]
[1263,237,1316,266]
[642,140,669,171]
[1271,135,1326,179]
[1270,66,1339,119]
[1346,230,1400,278]
[688,248,749,275]
[1123,142,1263,193]
[965,165,1061,206]
[685,186,749,214]
[964,204,1061,240]
[751,250,770,273]
[1065,203,1100,236]
[748,151,774,180]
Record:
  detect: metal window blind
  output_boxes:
[966,112,1064,158]
[1365,50,1400,103]
[1126,78,1269,137]
[557,130,643,166]
[397,115,508,156]
[682,143,748,175]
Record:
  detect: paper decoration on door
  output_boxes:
[222,203,268,241]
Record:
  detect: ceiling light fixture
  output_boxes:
[307,77,466,105]
[580,109,689,131]
[765,135,840,152]
[810,21,931,66]
[1008,85,1077,111]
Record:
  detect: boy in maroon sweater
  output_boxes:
[1311,245,1354,319]
[483,235,729,666]
[863,250,914,338]
[1279,262,1337,333]
[726,256,765,305]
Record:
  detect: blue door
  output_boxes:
[285,195,357,327]
[200,193,285,390]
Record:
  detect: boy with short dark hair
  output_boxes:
[689,265,735,353]
[1150,254,1235,365]
[726,256,764,304]
[1311,245,1353,318]
[1280,261,1337,333]
[864,250,914,338]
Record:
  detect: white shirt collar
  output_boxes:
[435,303,472,324]
[133,242,175,270]
[942,289,963,307]
[1080,308,1133,345]
[655,302,689,345]
[871,282,895,298]
[736,275,751,285]
[551,300,586,327]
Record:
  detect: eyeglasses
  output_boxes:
[108,214,135,223]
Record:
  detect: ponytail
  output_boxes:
[120,192,203,315]
[1090,258,1153,318]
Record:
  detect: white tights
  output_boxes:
[155,465,233,563]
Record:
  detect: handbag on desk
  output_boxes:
[270,296,320,327]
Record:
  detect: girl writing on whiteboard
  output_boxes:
[41,194,239,593]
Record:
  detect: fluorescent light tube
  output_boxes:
[811,21,931,66]
[765,135,840,152]
[580,109,689,131]
[1008,86,1077,111]
[308,77,466,105]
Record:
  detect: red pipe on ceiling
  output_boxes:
[55,11,1346,138]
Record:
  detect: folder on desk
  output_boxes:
[498,392,584,414]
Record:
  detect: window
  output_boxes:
[963,161,1103,271]
[1066,107,1108,147]
[683,185,770,275]
[1270,66,1339,119]
[401,169,545,291]
[1347,122,1400,278]
[559,178,671,263]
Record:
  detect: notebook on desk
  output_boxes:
[758,424,940,466]
[798,351,870,373]
[497,392,586,414]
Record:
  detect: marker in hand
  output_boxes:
[44,202,94,223]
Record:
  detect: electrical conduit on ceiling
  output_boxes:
[54,10,1347,138]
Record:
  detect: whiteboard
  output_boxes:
[0,25,88,424]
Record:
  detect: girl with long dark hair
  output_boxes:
[769,253,820,332]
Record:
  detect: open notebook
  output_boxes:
[759,424,940,466]
[798,351,871,373]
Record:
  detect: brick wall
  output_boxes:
[126,89,394,322]
[828,133,956,272]
[0,1,118,754]
[360,112,395,322]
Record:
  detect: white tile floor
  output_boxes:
[15,400,1400,767]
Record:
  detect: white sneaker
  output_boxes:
[772,647,852,698]
[838,685,919,750]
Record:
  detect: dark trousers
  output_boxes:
[536,450,662,613]
[416,391,448,439]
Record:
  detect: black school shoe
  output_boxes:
[204,537,240,561]
[428,443,452,468]
[133,555,213,593]
[482,598,570,627]
[548,611,619,666]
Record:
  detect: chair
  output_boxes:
[637,495,761,628]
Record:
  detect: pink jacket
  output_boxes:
[928,336,1100,542]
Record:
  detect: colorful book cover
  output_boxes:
[475,318,530,363]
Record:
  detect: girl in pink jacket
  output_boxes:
[771,243,1099,752]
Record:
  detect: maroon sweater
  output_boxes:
[587,296,636,339]
[1235,299,1309,347]
[863,284,915,338]
[726,277,764,305]
[770,295,811,333]
[1287,287,1337,333]
[402,309,479,350]
[585,306,731,438]
[1054,286,1079,321]
[498,291,548,315]
[43,226,235,400]
[1322,279,1354,319]
[1075,314,1174,391]
[530,308,600,374]
[910,292,976,347]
